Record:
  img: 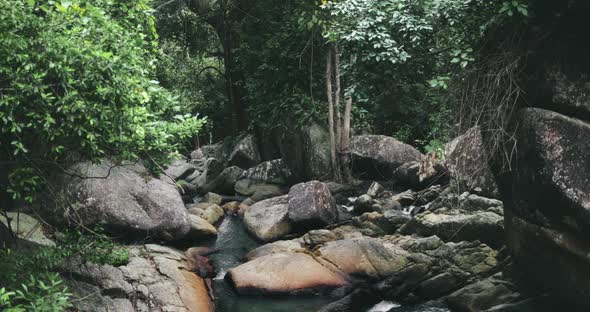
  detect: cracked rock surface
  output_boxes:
[61,244,214,312]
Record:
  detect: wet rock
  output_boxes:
[444,126,499,198]
[354,194,374,214]
[351,135,423,179]
[244,195,292,242]
[228,134,261,169]
[227,252,349,295]
[48,161,191,241]
[317,288,381,312]
[400,210,504,248]
[288,181,338,228]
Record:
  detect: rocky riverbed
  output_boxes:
[1,130,582,311]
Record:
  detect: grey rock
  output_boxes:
[239,159,292,185]
[498,108,590,308]
[288,181,338,227]
[190,148,204,160]
[234,179,283,197]
[0,212,55,247]
[164,159,196,181]
[228,134,261,169]
[400,210,504,248]
[354,194,374,214]
[366,182,385,197]
[444,127,499,198]
[49,161,191,241]
[63,245,214,312]
[244,195,292,242]
[204,166,244,194]
[281,122,332,181]
[351,135,423,179]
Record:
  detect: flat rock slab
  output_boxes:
[227,252,349,295]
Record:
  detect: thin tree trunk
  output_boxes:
[333,44,342,152]
[326,48,341,182]
[341,96,353,182]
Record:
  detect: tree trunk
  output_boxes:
[326,48,342,182]
[341,96,353,182]
[333,44,342,151]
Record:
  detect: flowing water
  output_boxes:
[206,216,333,312]
[206,216,449,312]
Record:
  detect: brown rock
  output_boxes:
[227,252,349,295]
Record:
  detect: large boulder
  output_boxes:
[49,161,191,241]
[238,159,292,186]
[281,122,332,181]
[62,244,214,312]
[318,238,410,279]
[288,181,338,227]
[496,108,590,308]
[227,134,261,169]
[226,252,349,295]
[444,127,499,198]
[243,196,292,242]
[400,210,504,248]
[351,135,423,180]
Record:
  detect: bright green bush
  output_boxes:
[0,0,204,204]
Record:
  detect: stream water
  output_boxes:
[205,216,449,312]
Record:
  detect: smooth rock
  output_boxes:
[227,252,349,295]
[318,238,410,279]
[49,161,191,241]
[188,204,224,225]
[188,215,218,238]
[244,195,292,242]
